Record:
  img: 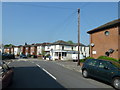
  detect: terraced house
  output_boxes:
[87,19,120,60]
[3,40,90,60]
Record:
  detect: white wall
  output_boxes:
[14,47,20,55]
[37,46,43,55]
[64,46,73,51]
[45,45,51,51]
[55,45,61,50]
[54,45,76,51]
[76,46,90,57]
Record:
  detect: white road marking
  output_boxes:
[8,62,10,65]
[42,68,57,80]
[36,64,41,68]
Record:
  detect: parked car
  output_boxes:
[82,59,120,89]
[32,55,37,58]
[2,53,15,60]
[20,54,27,58]
[1,61,14,88]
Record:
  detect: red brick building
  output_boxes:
[87,19,120,60]
[4,46,14,54]
[4,47,11,54]
[25,45,31,56]
[19,45,25,55]
[30,44,37,55]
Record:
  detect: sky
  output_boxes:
[2,2,118,46]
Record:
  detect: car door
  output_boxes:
[97,60,114,82]
[87,59,99,77]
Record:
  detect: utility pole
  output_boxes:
[77,8,80,66]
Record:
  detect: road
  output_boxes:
[8,59,114,89]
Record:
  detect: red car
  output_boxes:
[1,61,14,88]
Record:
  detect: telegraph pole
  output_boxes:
[77,8,80,66]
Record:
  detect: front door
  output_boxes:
[59,53,61,60]
[87,60,99,77]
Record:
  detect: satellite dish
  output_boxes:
[91,43,95,47]
[108,49,114,53]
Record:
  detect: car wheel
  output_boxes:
[82,69,88,78]
[112,77,120,90]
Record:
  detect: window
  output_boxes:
[71,47,73,50]
[55,52,58,56]
[104,31,110,36]
[99,62,105,68]
[62,52,67,57]
[88,60,97,66]
[98,61,108,68]
[47,46,49,49]
[62,46,64,50]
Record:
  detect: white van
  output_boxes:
[72,54,85,62]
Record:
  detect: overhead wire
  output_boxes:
[50,10,77,41]
[3,3,75,10]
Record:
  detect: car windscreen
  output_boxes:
[111,61,120,68]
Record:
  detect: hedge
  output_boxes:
[97,56,118,62]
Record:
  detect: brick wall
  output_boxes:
[90,26,119,59]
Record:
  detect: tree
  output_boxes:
[4,44,14,48]
[41,50,46,56]
[67,40,74,44]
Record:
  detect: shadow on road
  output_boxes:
[7,66,65,88]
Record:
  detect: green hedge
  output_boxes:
[80,56,119,63]
[85,57,94,59]
[98,56,118,62]
[80,59,85,62]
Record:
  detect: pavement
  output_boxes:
[54,60,82,73]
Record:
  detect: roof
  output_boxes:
[49,40,85,46]
[87,18,120,34]
[36,43,51,46]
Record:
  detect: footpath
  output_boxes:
[54,60,82,73]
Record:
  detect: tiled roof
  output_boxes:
[50,40,85,46]
[87,18,120,34]
[36,43,51,46]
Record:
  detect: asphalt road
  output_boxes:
[8,59,114,89]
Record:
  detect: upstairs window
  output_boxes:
[71,47,73,50]
[62,46,64,50]
[104,31,110,36]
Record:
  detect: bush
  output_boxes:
[80,59,85,62]
[98,56,118,62]
[85,57,94,59]
[80,57,94,63]
[119,58,120,62]
[46,54,50,57]
[27,54,32,57]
